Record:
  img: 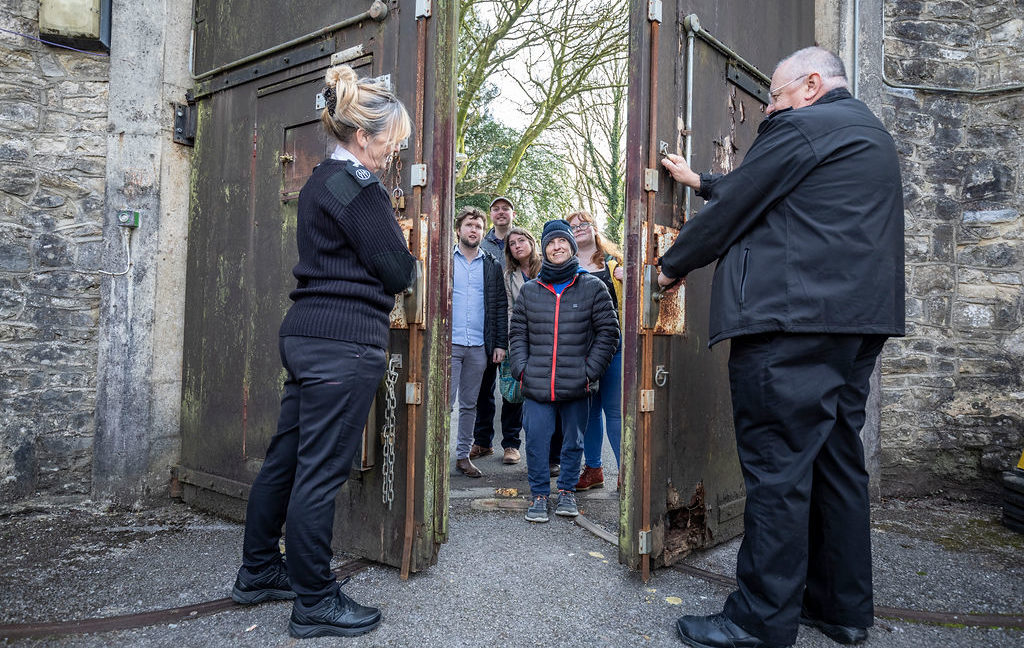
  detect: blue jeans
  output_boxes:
[583,346,622,468]
[523,397,590,496]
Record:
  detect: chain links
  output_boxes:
[381,354,400,509]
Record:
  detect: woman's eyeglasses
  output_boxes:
[571,223,592,233]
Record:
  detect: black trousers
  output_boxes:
[241,335,386,604]
[723,333,884,646]
[472,360,523,449]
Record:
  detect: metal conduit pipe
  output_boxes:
[188,0,389,81]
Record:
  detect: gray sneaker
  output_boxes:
[525,495,549,522]
[555,489,579,517]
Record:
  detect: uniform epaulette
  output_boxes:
[344,161,379,187]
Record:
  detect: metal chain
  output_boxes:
[381,354,400,509]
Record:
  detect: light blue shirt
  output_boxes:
[452,246,485,347]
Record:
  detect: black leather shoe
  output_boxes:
[289,581,382,638]
[799,613,868,645]
[231,559,296,605]
[676,612,788,648]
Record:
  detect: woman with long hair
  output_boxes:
[567,211,624,490]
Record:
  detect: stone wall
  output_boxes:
[0,2,108,500]
[879,0,1024,498]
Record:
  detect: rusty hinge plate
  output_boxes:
[405,382,423,405]
[172,102,196,146]
[644,168,659,192]
[638,529,652,554]
[640,389,655,412]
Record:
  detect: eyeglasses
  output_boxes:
[570,222,592,233]
[768,74,808,103]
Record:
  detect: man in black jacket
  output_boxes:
[658,47,904,648]
[450,206,507,478]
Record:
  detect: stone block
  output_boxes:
[911,264,955,294]
[953,302,996,329]
[0,164,36,197]
[32,232,72,267]
[0,101,40,131]
[962,208,1019,225]
[958,242,1022,268]
[964,160,1015,199]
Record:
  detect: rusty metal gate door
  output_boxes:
[178,0,456,577]
[621,0,814,578]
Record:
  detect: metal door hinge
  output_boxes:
[644,168,659,192]
[638,530,652,554]
[410,164,427,187]
[405,382,423,405]
[640,389,655,412]
[172,102,196,146]
[648,0,662,23]
[416,0,431,18]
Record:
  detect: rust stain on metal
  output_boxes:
[663,481,711,566]
[651,224,685,335]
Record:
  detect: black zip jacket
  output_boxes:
[660,88,905,346]
[480,250,508,357]
[508,270,619,402]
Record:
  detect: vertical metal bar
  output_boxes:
[640,15,660,584]
[400,15,429,581]
[683,27,694,221]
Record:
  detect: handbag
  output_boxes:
[498,357,524,403]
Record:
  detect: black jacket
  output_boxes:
[481,250,508,357]
[509,270,619,402]
[660,88,905,346]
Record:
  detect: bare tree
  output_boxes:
[457,0,628,194]
[555,57,627,243]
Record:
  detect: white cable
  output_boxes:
[98,227,132,276]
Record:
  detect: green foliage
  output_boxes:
[456,114,572,234]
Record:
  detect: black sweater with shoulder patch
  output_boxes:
[279,159,416,349]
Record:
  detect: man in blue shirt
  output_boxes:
[451,206,507,477]
[472,196,525,464]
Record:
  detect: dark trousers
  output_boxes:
[472,360,523,450]
[723,333,884,646]
[241,335,386,604]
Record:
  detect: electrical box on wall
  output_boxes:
[39,0,111,52]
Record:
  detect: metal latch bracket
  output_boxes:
[416,0,431,18]
[648,0,662,23]
[640,390,655,412]
[405,382,423,405]
[644,168,659,192]
[410,164,427,187]
[172,102,196,146]
[638,530,652,554]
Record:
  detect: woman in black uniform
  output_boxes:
[230,64,415,639]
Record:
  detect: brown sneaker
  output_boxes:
[575,465,604,491]
[502,448,521,464]
[455,457,482,478]
[469,444,494,460]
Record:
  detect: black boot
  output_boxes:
[289,580,382,638]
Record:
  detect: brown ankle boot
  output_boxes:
[575,465,604,491]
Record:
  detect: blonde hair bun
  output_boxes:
[325,65,359,116]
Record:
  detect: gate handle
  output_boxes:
[642,264,663,329]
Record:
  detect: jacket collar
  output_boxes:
[764,86,853,123]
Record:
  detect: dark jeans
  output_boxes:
[472,360,523,450]
[723,333,884,646]
[522,397,589,496]
[241,335,386,604]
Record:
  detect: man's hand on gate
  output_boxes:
[661,153,701,190]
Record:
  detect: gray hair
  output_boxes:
[776,46,849,91]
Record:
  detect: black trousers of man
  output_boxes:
[240,335,386,605]
[722,332,885,647]
[472,361,523,450]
